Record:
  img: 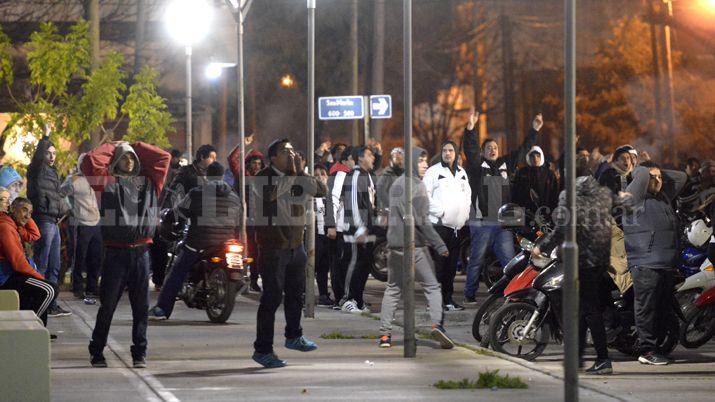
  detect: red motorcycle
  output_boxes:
[680,286,715,348]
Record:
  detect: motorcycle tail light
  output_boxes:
[210,257,222,263]
[226,244,244,254]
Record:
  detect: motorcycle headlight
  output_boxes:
[532,253,553,268]
[519,238,534,252]
[542,274,564,291]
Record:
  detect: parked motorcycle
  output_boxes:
[680,285,715,348]
[159,209,250,323]
[488,250,681,360]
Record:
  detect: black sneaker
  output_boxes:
[638,352,669,366]
[48,305,72,317]
[444,302,465,311]
[91,354,107,368]
[463,297,477,305]
[379,335,391,348]
[133,358,147,369]
[250,282,262,293]
[317,295,334,307]
[585,359,613,374]
[430,324,455,349]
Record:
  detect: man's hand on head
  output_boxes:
[532,113,544,132]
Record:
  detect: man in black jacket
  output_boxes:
[149,162,241,320]
[250,139,327,368]
[340,146,377,313]
[27,136,70,317]
[83,141,170,369]
[461,110,543,303]
[598,145,635,197]
[623,161,686,365]
[512,145,559,218]
[151,144,217,290]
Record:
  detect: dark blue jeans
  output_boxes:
[89,247,150,360]
[72,224,102,295]
[464,222,515,299]
[254,245,307,354]
[33,221,61,307]
[155,245,202,317]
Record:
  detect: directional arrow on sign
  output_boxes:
[372,97,389,115]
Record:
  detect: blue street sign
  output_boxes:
[318,96,365,120]
[370,95,392,119]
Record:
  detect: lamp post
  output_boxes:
[403,0,416,359]
[225,0,254,247]
[305,0,317,318]
[165,0,213,163]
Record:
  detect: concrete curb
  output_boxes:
[364,310,627,402]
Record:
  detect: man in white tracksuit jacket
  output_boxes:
[423,140,471,310]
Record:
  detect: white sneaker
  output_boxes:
[341,300,361,314]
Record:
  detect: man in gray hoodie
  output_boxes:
[378,147,454,350]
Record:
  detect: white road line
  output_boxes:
[64,300,181,402]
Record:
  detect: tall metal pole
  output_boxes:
[305,0,317,318]
[648,0,662,143]
[660,0,676,165]
[237,7,248,244]
[351,0,360,145]
[186,46,193,163]
[563,0,579,400]
[403,0,416,359]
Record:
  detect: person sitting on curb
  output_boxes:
[378,147,454,350]
[0,197,56,327]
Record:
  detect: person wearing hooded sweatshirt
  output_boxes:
[81,141,170,369]
[27,136,71,317]
[149,162,242,320]
[422,140,471,311]
[0,166,24,203]
[512,145,559,218]
[461,111,543,303]
[378,147,454,349]
[61,154,102,299]
[0,197,56,326]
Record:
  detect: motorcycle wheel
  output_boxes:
[205,269,239,324]
[471,294,505,346]
[680,305,715,349]
[370,240,389,282]
[482,257,504,288]
[488,301,549,361]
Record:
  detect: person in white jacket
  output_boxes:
[423,140,471,310]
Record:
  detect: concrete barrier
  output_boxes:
[0,311,50,402]
[0,289,20,311]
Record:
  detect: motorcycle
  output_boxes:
[471,205,553,346]
[159,209,251,323]
[488,250,681,360]
[471,237,535,346]
[680,285,715,348]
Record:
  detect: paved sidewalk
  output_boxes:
[47,289,615,402]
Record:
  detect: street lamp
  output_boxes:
[205,62,237,80]
[165,0,213,162]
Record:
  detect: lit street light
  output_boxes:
[205,62,238,80]
[280,74,296,89]
[165,0,213,162]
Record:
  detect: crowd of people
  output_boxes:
[0,109,714,371]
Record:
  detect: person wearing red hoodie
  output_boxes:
[82,141,170,369]
[0,197,56,326]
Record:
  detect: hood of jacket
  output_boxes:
[109,143,141,177]
[412,147,427,176]
[245,149,264,165]
[526,146,545,167]
[330,162,351,175]
[0,166,22,188]
[440,140,460,172]
[205,179,233,197]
